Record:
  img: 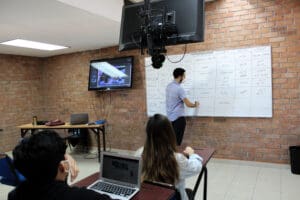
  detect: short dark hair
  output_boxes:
[173,68,185,78]
[13,130,67,183]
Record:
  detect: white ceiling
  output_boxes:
[0,0,123,57]
[0,0,213,58]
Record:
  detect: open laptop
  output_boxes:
[70,113,89,125]
[87,152,142,200]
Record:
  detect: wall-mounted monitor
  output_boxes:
[88,56,133,91]
[119,0,205,51]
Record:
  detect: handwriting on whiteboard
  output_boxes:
[145,46,272,117]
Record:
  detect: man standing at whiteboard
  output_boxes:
[166,68,199,145]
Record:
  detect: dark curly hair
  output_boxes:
[173,68,185,78]
[13,130,67,184]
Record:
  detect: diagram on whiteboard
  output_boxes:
[145,46,272,117]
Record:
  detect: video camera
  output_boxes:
[119,0,205,69]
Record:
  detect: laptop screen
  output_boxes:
[102,154,139,185]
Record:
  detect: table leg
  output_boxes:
[192,166,205,198]
[102,126,106,151]
[89,128,102,162]
[203,167,207,200]
[96,128,101,162]
[192,165,208,200]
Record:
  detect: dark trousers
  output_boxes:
[171,117,186,146]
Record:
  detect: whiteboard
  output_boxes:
[145,46,272,117]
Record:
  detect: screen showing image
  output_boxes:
[102,155,139,185]
[88,56,133,90]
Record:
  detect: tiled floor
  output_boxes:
[1,149,300,200]
[188,159,300,200]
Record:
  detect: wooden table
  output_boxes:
[18,123,106,162]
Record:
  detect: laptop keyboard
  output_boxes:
[91,181,135,197]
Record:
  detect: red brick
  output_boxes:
[263,32,279,38]
[244,23,259,30]
[273,78,287,84]
[269,37,286,43]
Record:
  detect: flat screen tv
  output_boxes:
[119,0,205,51]
[88,56,133,91]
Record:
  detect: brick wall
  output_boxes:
[41,49,147,150]
[177,0,300,163]
[0,55,44,152]
[1,0,299,163]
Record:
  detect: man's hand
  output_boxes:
[183,98,200,108]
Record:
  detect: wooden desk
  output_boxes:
[18,123,106,162]
[73,148,214,200]
[73,172,175,200]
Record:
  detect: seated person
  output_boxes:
[136,114,203,200]
[8,130,111,200]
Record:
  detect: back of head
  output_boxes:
[142,114,179,184]
[13,130,66,184]
[173,68,185,79]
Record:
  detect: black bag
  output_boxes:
[66,129,89,152]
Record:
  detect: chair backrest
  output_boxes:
[143,180,181,200]
[0,153,25,186]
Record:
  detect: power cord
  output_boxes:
[166,44,187,63]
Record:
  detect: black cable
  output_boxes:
[92,93,112,153]
[166,44,187,63]
[92,93,99,120]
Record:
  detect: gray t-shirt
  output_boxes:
[166,80,186,121]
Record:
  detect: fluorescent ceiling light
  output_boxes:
[0,39,68,51]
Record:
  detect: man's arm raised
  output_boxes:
[183,98,200,108]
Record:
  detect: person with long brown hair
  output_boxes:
[137,114,202,200]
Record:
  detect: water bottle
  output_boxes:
[32,116,37,126]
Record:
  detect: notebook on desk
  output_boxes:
[87,152,142,200]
